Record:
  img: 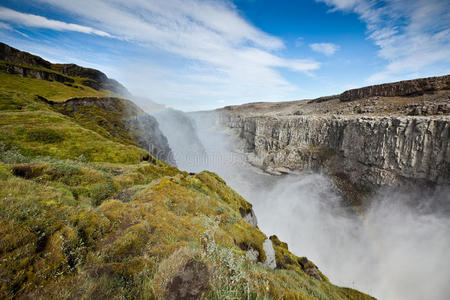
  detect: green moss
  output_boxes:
[195,170,253,216]
[0,109,149,163]
[0,158,375,299]
[25,128,64,144]
[0,64,112,103]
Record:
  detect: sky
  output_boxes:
[0,0,449,111]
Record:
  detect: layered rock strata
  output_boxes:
[222,113,449,200]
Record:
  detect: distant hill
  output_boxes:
[0,42,130,96]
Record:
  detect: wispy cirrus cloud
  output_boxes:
[0,6,111,37]
[317,0,450,82]
[0,21,12,30]
[309,42,340,56]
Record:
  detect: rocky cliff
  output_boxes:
[220,75,450,203]
[339,75,450,102]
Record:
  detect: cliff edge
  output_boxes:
[219,74,450,203]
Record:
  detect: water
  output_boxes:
[155,110,450,299]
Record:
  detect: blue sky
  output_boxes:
[0,0,449,111]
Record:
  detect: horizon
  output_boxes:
[1,0,449,111]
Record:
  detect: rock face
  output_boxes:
[263,239,277,270]
[0,42,51,68]
[243,209,258,227]
[53,64,130,96]
[222,113,450,194]
[339,75,450,101]
[52,97,175,164]
[165,259,209,300]
[218,74,450,201]
[0,63,74,84]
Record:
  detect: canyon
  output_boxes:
[218,75,450,204]
[1,41,450,300]
[0,42,378,299]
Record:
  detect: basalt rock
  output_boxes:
[339,75,450,102]
[0,63,74,84]
[221,113,450,201]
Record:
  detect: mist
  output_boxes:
[153,110,450,300]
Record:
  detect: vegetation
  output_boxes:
[0,65,112,102]
[0,52,375,299]
[0,72,148,164]
[0,154,373,299]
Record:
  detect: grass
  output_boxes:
[0,73,149,164]
[0,110,148,163]
[52,97,147,149]
[0,67,111,102]
[0,60,375,299]
[0,152,375,299]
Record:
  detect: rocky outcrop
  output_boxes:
[0,42,128,95]
[243,209,258,227]
[0,63,74,84]
[165,259,209,300]
[339,75,450,101]
[53,63,130,95]
[222,113,450,197]
[262,239,277,269]
[51,97,175,164]
[0,42,51,68]
[298,257,323,281]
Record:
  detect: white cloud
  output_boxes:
[317,0,450,82]
[309,42,340,56]
[0,21,12,30]
[318,0,359,11]
[0,6,111,37]
[7,0,321,108]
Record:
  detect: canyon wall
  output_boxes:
[339,75,450,101]
[222,113,450,199]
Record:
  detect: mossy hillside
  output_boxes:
[51,97,149,150]
[0,79,150,164]
[269,236,329,282]
[0,108,148,163]
[0,65,112,102]
[0,70,166,163]
[0,153,375,299]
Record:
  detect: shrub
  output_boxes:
[201,218,251,299]
[90,180,117,206]
[0,142,29,164]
